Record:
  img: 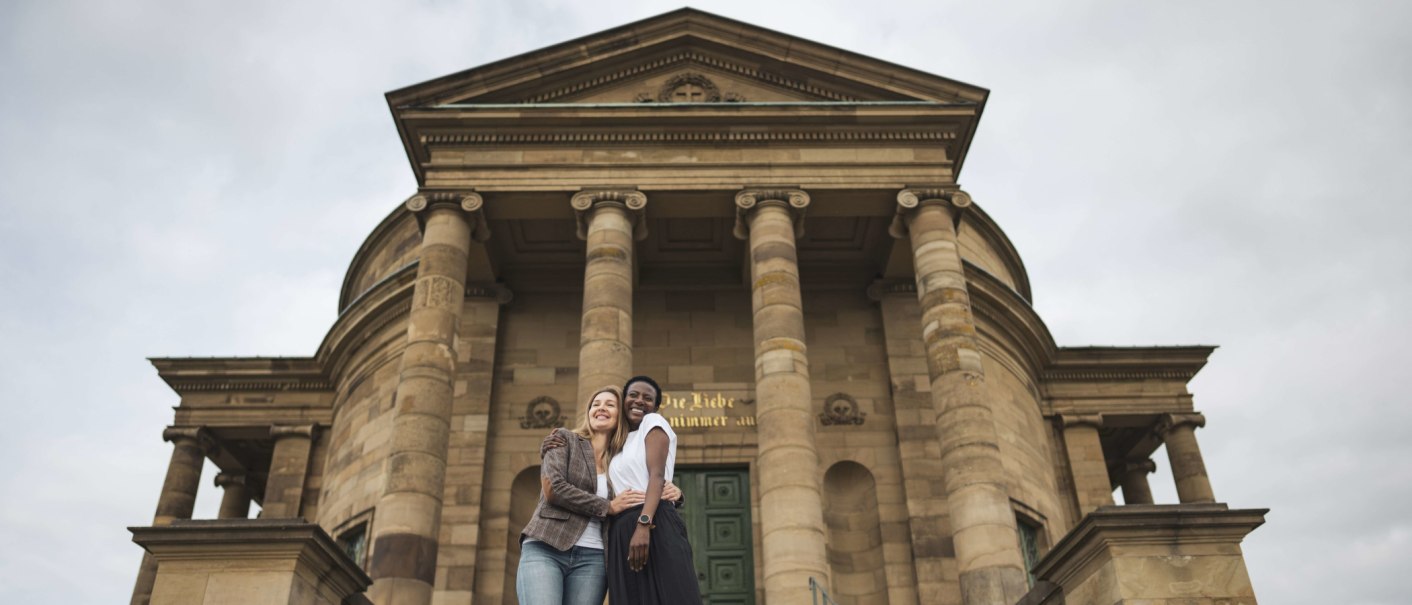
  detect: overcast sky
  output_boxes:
[2,1,1408,603]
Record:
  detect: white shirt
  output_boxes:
[573,474,609,550]
[608,413,677,494]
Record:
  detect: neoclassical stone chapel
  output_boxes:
[128,9,1266,605]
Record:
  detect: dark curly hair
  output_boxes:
[622,375,663,411]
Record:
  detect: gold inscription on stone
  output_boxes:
[661,391,756,429]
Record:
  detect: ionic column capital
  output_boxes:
[1124,458,1158,475]
[1061,414,1105,430]
[889,187,971,238]
[464,282,514,305]
[1157,412,1206,435]
[270,423,319,441]
[732,188,810,239]
[213,472,248,489]
[571,189,648,241]
[162,426,217,454]
[407,190,490,241]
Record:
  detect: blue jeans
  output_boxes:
[516,540,606,605]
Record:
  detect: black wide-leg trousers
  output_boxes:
[605,504,702,605]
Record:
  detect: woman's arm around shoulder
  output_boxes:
[541,429,610,519]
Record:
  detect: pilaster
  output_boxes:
[870,278,955,604]
[432,284,509,603]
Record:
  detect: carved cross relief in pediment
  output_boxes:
[633,72,747,103]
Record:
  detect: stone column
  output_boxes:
[367,192,484,605]
[131,426,214,605]
[214,473,251,519]
[734,188,830,603]
[1120,459,1157,505]
[570,189,646,414]
[890,188,1029,604]
[261,424,318,519]
[1159,413,1215,503]
[1060,414,1115,516]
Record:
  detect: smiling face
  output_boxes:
[586,389,619,434]
[623,380,660,429]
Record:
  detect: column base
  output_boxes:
[130,519,371,605]
[1019,503,1266,605]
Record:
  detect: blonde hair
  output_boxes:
[573,385,627,468]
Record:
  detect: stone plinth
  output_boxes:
[1022,504,1266,605]
[130,519,371,605]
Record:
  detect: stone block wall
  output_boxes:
[347,217,421,304]
[471,291,581,604]
[981,344,1071,544]
[316,318,408,540]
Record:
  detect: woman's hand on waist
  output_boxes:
[609,489,645,515]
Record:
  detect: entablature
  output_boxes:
[151,357,331,395]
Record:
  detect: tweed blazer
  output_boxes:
[520,428,611,551]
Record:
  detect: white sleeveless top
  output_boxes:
[574,474,608,550]
[608,413,677,494]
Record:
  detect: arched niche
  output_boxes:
[824,461,890,605]
[503,465,541,604]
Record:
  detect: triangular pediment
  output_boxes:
[517,52,882,104]
[387,9,987,108]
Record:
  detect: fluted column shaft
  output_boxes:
[367,194,478,605]
[1121,459,1157,505]
[214,473,251,519]
[1161,413,1215,503]
[571,190,645,413]
[736,189,829,603]
[894,189,1029,604]
[261,424,317,519]
[1061,415,1115,516]
[132,427,211,605]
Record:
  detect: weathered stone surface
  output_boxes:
[130,519,370,605]
[1028,504,1266,605]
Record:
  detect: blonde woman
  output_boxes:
[517,386,681,605]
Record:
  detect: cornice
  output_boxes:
[1044,346,1216,383]
[385,9,988,109]
[150,358,331,394]
[419,128,957,147]
[965,261,1057,383]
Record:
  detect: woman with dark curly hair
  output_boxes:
[604,375,703,604]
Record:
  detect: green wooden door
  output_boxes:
[675,468,756,605]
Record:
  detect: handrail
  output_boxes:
[808,577,839,605]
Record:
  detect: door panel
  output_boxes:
[676,468,755,605]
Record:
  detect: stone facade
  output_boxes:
[128,9,1265,605]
